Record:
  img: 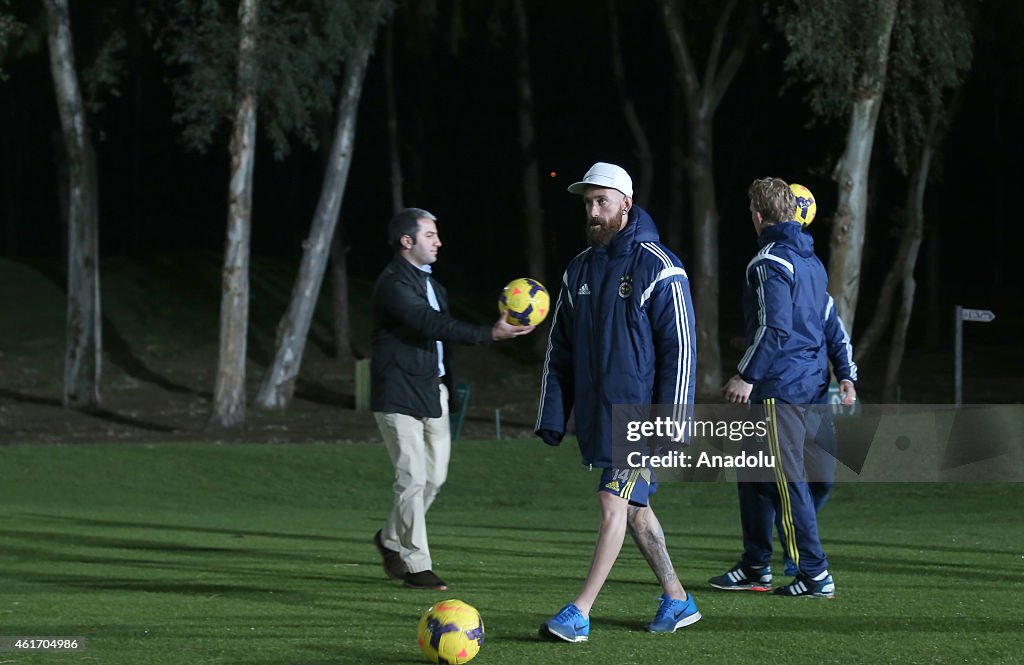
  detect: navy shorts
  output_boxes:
[598,468,658,507]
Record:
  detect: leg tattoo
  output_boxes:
[628,505,680,589]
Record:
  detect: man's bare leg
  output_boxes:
[572,491,628,616]
[627,504,687,600]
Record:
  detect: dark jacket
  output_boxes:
[370,256,492,418]
[738,221,833,403]
[823,293,858,386]
[535,206,697,468]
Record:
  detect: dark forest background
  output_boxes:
[2,0,1022,419]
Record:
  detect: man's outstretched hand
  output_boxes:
[492,316,535,340]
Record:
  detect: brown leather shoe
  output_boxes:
[373,530,408,580]
[403,569,448,590]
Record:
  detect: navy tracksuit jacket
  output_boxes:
[535,206,696,469]
[737,221,840,577]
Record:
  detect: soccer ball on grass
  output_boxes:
[417,599,484,664]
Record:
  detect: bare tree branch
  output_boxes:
[707,5,756,113]
[703,0,737,92]
[658,0,700,104]
[608,0,654,203]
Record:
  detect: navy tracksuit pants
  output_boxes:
[739,398,830,577]
[775,406,837,566]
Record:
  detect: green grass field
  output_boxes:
[1,440,1022,664]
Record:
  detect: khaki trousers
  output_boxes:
[375,384,450,574]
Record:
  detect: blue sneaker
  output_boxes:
[540,603,590,642]
[708,562,772,592]
[783,557,798,577]
[648,593,702,633]
[774,571,835,598]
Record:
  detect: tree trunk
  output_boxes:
[853,225,901,364]
[2,104,23,257]
[659,0,752,397]
[884,222,923,403]
[608,0,653,204]
[827,0,898,332]
[924,214,942,348]
[52,130,69,261]
[688,115,722,395]
[210,0,259,428]
[255,10,380,409]
[855,116,929,364]
[884,108,939,401]
[512,0,545,288]
[43,0,102,408]
[988,98,1004,292]
[666,85,686,254]
[131,0,145,254]
[384,19,404,213]
[329,226,352,361]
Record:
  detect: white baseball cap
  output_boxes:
[567,162,633,198]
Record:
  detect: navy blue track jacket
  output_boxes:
[535,207,697,468]
[739,221,855,403]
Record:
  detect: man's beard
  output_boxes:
[586,218,620,247]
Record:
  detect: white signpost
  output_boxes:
[955,306,996,405]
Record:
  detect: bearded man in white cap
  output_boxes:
[535,162,701,640]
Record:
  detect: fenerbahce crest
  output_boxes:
[618,275,632,299]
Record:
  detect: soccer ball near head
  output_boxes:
[417,599,485,664]
[790,183,817,226]
[499,277,549,326]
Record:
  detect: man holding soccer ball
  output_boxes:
[535,162,700,640]
[371,207,533,591]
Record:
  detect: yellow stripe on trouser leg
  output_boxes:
[767,399,800,569]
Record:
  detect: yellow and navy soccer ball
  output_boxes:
[790,183,817,226]
[498,277,549,326]
[417,599,484,664]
